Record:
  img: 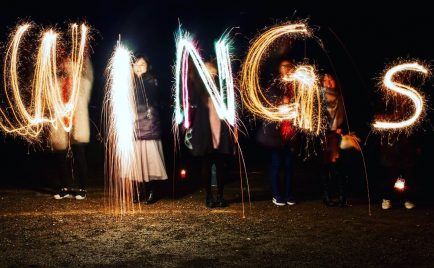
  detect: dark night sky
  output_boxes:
[2,0,433,129]
[1,0,433,192]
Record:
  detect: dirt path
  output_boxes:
[1,186,433,267]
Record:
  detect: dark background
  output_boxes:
[0,0,433,202]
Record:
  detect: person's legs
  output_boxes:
[381,166,397,209]
[71,143,88,199]
[201,154,214,207]
[145,180,157,204]
[271,149,284,205]
[321,162,335,206]
[214,152,228,207]
[283,147,295,204]
[336,158,349,207]
[53,150,73,199]
[401,165,416,209]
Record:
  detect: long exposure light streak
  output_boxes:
[240,23,312,123]
[373,62,429,131]
[0,23,88,139]
[174,30,235,129]
[104,42,138,214]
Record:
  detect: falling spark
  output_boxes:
[240,23,316,124]
[373,62,429,132]
[0,23,88,139]
[174,29,236,129]
[394,177,405,191]
[103,42,138,214]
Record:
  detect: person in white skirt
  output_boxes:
[132,55,168,204]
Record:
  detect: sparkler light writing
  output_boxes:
[288,65,322,134]
[240,24,311,122]
[239,23,322,135]
[174,29,235,129]
[0,23,88,139]
[373,62,429,132]
[103,42,138,214]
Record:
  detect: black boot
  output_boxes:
[145,182,158,204]
[206,194,215,208]
[338,196,350,207]
[338,175,350,207]
[323,195,336,207]
[132,182,140,203]
[215,195,228,208]
[322,170,335,207]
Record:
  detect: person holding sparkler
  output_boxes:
[320,73,351,207]
[256,59,297,206]
[373,62,430,210]
[377,132,418,210]
[52,55,93,200]
[375,112,418,210]
[131,56,168,204]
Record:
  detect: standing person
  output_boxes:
[378,135,416,210]
[320,73,350,207]
[257,59,297,206]
[375,111,417,210]
[132,55,168,204]
[52,56,93,200]
[185,60,235,208]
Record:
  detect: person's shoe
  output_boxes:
[133,195,140,203]
[272,197,286,206]
[323,198,336,207]
[338,196,351,207]
[215,196,228,208]
[339,200,351,208]
[144,191,157,205]
[286,198,296,206]
[382,199,392,210]
[404,200,415,210]
[54,188,72,199]
[206,197,215,208]
[75,189,87,200]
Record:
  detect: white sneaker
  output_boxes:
[404,201,415,210]
[272,198,286,206]
[382,199,392,210]
[75,189,87,200]
[287,200,296,206]
[53,188,72,200]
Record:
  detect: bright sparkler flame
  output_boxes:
[240,23,314,124]
[394,177,405,191]
[0,23,88,140]
[289,65,322,134]
[174,30,236,129]
[373,62,429,131]
[104,42,138,214]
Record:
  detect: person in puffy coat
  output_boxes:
[131,56,168,204]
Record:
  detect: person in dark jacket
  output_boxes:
[257,59,297,206]
[132,56,168,204]
[375,73,420,210]
[378,133,417,210]
[375,102,418,210]
[320,73,349,207]
[184,60,235,208]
